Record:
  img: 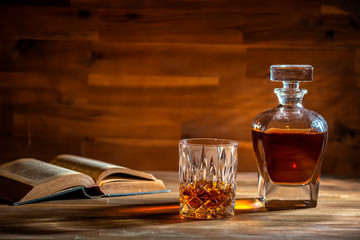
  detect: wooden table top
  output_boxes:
[0,172,359,239]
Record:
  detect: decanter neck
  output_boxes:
[274,81,307,107]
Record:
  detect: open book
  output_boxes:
[0,155,168,205]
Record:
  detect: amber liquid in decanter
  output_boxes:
[252,65,328,209]
[252,129,326,184]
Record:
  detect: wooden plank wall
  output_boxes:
[0,0,359,176]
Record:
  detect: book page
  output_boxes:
[0,158,96,203]
[50,155,118,183]
[0,158,84,186]
[51,155,156,185]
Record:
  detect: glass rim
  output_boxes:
[179,138,238,147]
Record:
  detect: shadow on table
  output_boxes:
[0,198,269,235]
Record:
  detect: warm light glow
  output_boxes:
[292,163,297,168]
[111,204,180,217]
[235,199,264,210]
[131,205,179,213]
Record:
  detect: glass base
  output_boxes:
[259,175,319,209]
[180,211,234,220]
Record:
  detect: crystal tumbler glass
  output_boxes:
[179,138,238,219]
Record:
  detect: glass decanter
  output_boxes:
[252,65,328,209]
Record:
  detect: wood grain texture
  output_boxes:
[98,7,243,44]
[0,172,359,239]
[89,74,220,87]
[0,0,359,176]
[0,6,97,41]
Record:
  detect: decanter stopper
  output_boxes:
[270,65,313,82]
[271,65,313,98]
